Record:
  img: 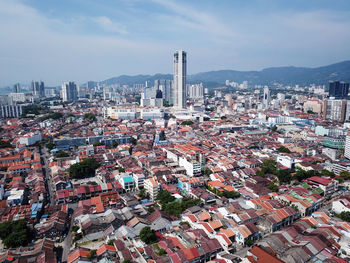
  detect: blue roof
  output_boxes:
[123,176,133,183]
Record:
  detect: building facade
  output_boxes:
[329,81,349,99]
[263,86,270,108]
[32,81,45,98]
[62,82,78,102]
[173,50,187,109]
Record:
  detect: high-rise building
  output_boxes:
[32,81,45,98]
[61,82,78,102]
[345,134,350,159]
[187,83,203,99]
[323,99,347,122]
[329,81,349,99]
[225,94,233,107]
[13,83,21,93]
[163,80,172,103]
[263,86,270,108]
[173,50,187,109]
[0,105,23,118]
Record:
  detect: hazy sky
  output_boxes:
[1,0,350,86]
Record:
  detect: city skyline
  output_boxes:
[0,0,350,86]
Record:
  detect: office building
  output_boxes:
[61,82,78,102]
[263,86,270,108]
[173,50,187,109]
[329,81,349,99]
[156,79,172,103]
[32,81,45,98]
[13,83,21,93]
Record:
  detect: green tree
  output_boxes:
[0,140,12,148]
[107,239,115,245]
[71,225,79,232]
[69,158,100,179]
[259,159,277,176]
[163,198,201,217]
[245,239,254,247]
[37,112,64,121]
[84,113,96,122]
[277,146,291,153]
[295,169,321,182]
[147,206,155,213]
[0,220,32,248]
[112,141,119,148]
[271,126,278,132]
[140,226,158,244]
[159,131,166,141]
[22,105,42,116]
[276,169,292,184]
[46,142,55,150]
[157,248,166,256]
[256,170,265,177]
[179,221,190,227]
[320,169,335,178]
[164,201,183,216]
[223,191,240,198]
[204,167,213,176]
[181,120,194,125]
[73,233,83,242]
[130,137,137,145]
[340,171,350,180]
[336,211,350,222]
[55,151,69,158]
[268,183,279,192]
[139,189,147,199]
[87,250,97,259]
[93,142,103,147]
[156,190,175,205]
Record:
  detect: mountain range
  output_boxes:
[97,60,350,88]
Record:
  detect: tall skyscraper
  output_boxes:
[173,50,187,109]
[329,81,349,99]
[13,83,21,93]
[32,81,45,98]
[61,82,78,102]
[263,86,270,108]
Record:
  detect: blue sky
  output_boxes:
[0,0,350,86]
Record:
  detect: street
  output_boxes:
[41,146,55,205]
[61,203,78,263]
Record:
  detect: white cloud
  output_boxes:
[0,0,349,85]
[93,16,128,35]
[0,0,170,86]
[151,0,236,41]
